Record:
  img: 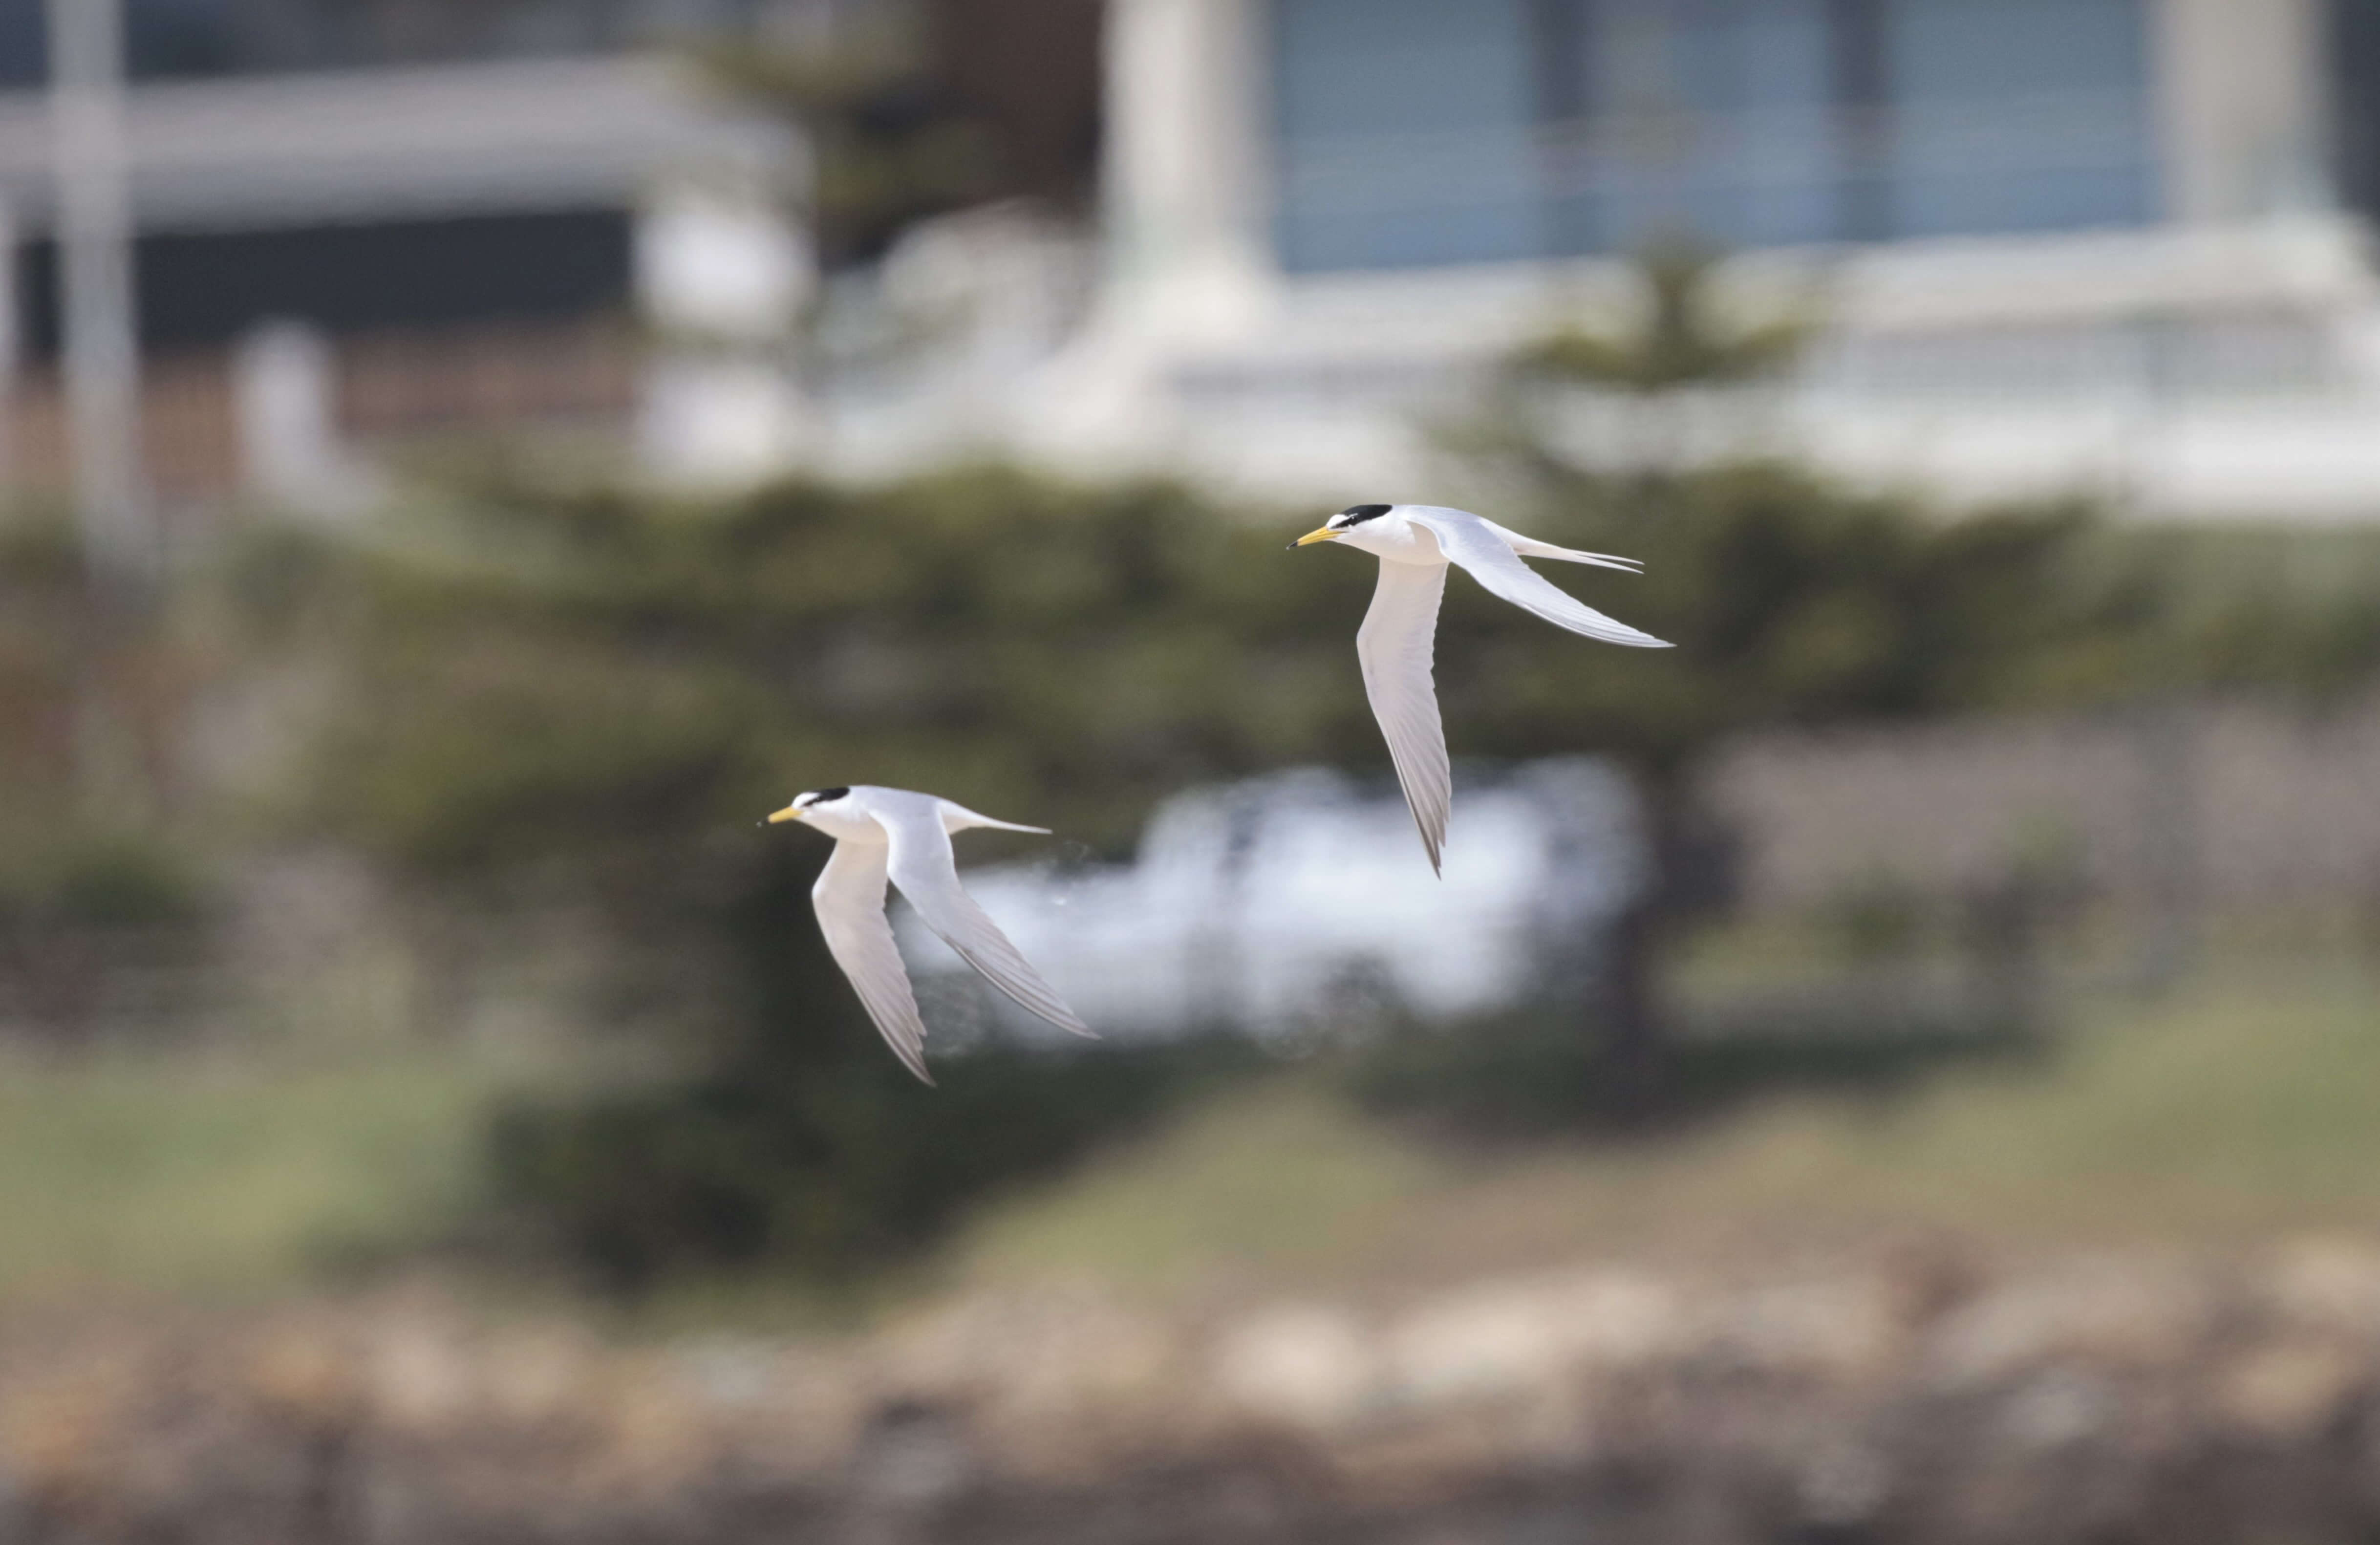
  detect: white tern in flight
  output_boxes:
[1291,503,1669,873]
[765,785,1094,1083]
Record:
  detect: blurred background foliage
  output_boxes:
[6,9,2380,1530]
[210,472,2095,1280]
[0,514,212,1004]
[255,467,1373,872]
[236,468,1376,1285]
[9,254,2379,1293]
[189,248,2378,1283]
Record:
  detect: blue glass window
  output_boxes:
[1567,0,1842,253]
[1271,0,2157,272]
[1272,0,1547,271]
[1886,0,2154,235]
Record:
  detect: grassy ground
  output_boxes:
[0,1043,510,1306]
[0,948,2370,1315]
[955,956,2380,1303]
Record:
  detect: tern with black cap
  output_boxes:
[1290,503,1669,874]
[765,785,1094,1082]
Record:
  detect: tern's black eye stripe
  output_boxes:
[1337,504,1392,525]
[809,786,850,804]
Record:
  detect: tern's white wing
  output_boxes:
[882,807,1095,1038]
[812,834,936,1084]
[1478,516,1643,574]
[1357,559,1452,875]
[1406,507,1670,649]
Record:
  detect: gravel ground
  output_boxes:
[6,1234,2380,1543]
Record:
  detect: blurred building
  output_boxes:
[0,0,801,513]
[8,0,2380,517]
[1013,0,2380,517]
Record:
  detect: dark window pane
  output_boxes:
[18,209,633,357]
[2334,0,2380,220]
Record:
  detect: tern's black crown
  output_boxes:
[1336,504,1392,525]
[806,786,851,804]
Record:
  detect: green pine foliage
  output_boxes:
[250,468,1366,1287]
[272,468,1377,875]
[224,257,2380,1277]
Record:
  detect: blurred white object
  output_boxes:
[637,179,812,338]
[1100,0,1273,342]
[876,202,1092,371]
[899,759,1643,1043]
[234,319,370,514]
[640,355,812,487]
[635,176,815,486]
[817,202,1100,474]
[1214,1303,1378,1430]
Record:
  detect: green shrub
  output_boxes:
[486,1032,1265,1293]
[0,828,211,933]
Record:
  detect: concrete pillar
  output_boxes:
[1101,0,1276,340]
[49,0,153,583]
[2151,0,2334,222]
[0,197,17,490]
